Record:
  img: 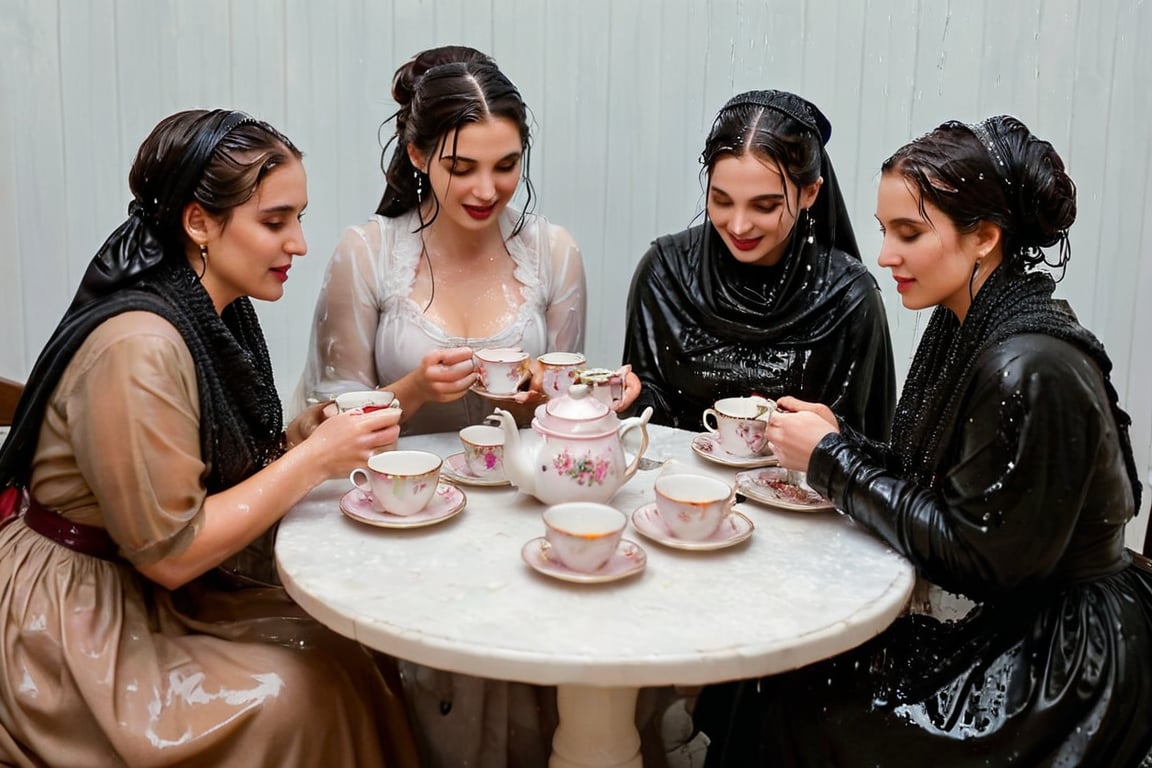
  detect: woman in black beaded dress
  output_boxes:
[694,115,1152,767]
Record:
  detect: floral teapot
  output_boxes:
[492,384,653,506]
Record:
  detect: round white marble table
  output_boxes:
[275,424,915,768]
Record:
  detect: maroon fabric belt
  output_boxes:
[22,497,120,561]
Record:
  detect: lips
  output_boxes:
[893,276,914,294]
[728,234,763,252]
[270,265,291,283]
[463,204,496,220]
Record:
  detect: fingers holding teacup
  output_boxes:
[764,408,837,471]
[421,347,478,400]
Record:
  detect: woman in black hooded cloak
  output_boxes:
[622,90,896,439]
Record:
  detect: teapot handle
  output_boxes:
[619,406,653,482]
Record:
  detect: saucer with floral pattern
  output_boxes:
[339,484,466,528]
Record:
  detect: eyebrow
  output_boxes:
[875,215,924,226]
[439,151,522,165]
[710,186,785,202]
[260,203,306,215]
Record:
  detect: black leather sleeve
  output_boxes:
[807,335,1109,599]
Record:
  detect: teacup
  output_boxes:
[654,473,735,540]
[474,348,531,395]
[542,502,626,572]
[335,389,399,413]
[349,450,442,516]
[576,367,624,408]
[701,396,777,457]
[537,352,586,398]
[458,424,505,479]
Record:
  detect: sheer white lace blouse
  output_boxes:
[295,208,586,435]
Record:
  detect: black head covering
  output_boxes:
[0,110,283,501]
[711,89,860,261]
[693,90,863,344]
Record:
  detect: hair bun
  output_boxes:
[391,45,495,107]
[989,116,1077,249]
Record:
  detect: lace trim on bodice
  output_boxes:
[369,210,547,346]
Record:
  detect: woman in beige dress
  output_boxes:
[0,109,418,767]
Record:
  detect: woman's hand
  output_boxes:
[298,407,403,479]
[418,346,478,402]
[612,364,642,412]
[285,400,336,447]
[766,397,839,471]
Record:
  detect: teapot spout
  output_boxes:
[491,407,535,497]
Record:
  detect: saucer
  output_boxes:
[630,503,754,551]
[521,537,647,584]
[735,468,835,512]
[469,384,523,402]
[691,432,778,469]
[442,452,511,488]
[339,483,467,528]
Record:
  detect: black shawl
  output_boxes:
[891,263,1141,510]
[623,224,895,439]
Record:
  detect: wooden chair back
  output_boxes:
[0,376,24,427]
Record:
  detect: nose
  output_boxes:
[288,220,308,258]
[473,170,496,202]
[876,237,900,270]
[729,208,752,237]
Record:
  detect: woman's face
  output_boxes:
[874,171,993,321]
[411,116,523,233]
[192,157,309,313]
[706,153,820,267]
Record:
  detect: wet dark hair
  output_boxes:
[700,90,828,215]
[375,45,534,233]
[129,109,303,253]
[881,115,1076,274]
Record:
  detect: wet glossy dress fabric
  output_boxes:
[0,312,414,767]
[695,269,1152,766]
[294,208,586,435]
[622,225,895,439]
[296,208,587,767]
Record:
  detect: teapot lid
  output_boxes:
[538,384,613,431]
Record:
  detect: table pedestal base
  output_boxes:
[550,685,641,768]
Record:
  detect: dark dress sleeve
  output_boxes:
[807,335,1109,599]
[622,242,679,424]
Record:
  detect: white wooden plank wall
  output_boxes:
[1,0,1149,546]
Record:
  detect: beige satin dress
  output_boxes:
[0,312,417,767]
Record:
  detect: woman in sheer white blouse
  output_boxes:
[295,45,586,436]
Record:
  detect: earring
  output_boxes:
[804,209,815,244]
[197,243,208,280]
[414,170,423,203]
[968,259,982,303]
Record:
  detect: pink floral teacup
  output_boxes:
[654,473,735,540]
[349,450,442,516]
[541,503,626,572]
[701,396,776,457]
[537,352,586,398]
[474,348,531,395]
[459,424,505,480]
